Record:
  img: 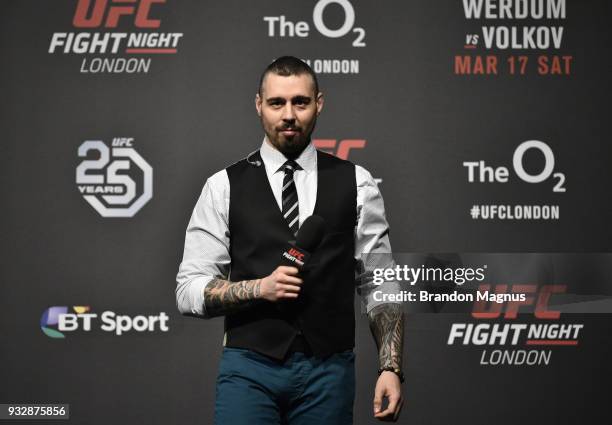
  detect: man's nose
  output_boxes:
[281,103,296,121]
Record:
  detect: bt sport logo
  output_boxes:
[41,306,169,338]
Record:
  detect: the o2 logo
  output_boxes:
[76,138,153,217]
[463,140,566,192]
[264,0,366,47]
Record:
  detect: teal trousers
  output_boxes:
[214,347,355,425]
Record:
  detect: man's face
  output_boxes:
[256,73,323,158]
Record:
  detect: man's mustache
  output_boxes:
[277,125,301,131]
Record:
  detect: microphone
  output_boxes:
[280,215,326,271]
[246,150,262,167]
[277,216,325,317]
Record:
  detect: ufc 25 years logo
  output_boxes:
[76,138,153,217]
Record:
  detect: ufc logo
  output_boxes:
[472,285,566,320]
[288,248,305,261]
[313,139,366,160]
[73,0,165,28]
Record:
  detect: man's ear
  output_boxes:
[316,92,324,116]
[255,93,262,117]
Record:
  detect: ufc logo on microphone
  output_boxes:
[73,0,165,28]
[313,139,366,160]
[288,248,305,261]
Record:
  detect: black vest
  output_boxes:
[225,149,357,360]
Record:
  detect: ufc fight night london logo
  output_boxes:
[48,0,183,74]
[76,138,153,217]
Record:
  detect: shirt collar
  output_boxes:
[260,136,317,175]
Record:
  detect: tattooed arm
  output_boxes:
[369,303,405,421]
[203,278,262,317]
[368,303,404,371]
[203,266,303,318]
[352,165,405,419]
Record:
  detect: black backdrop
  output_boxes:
[2,1,611,423]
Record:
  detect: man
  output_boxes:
[176,56,404,424]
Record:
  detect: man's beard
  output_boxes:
[268,120,316,158]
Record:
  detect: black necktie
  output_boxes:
[281,160,300,236]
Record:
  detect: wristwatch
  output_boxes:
[378,366,405,383]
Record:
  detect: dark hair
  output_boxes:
[258,56,319,96]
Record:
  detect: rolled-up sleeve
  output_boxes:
[354,165,402,313]
[176,170,231,318]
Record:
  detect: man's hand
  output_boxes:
[259,266,303,302]
[373,371,403,421]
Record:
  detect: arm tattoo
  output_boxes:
[204,278,262,317]
[368,303,404,370]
